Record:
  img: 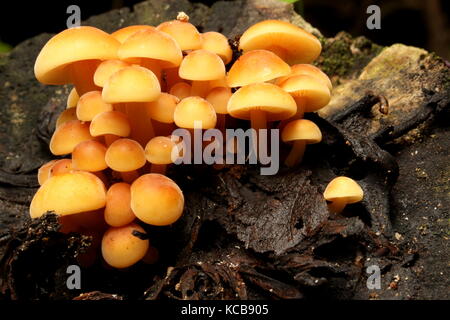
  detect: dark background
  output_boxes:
[0,0,449,59]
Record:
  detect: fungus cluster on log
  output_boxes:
[30,13,363,269]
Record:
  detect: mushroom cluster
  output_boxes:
[30,14,357,269]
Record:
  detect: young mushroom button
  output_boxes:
[101,223,149,269]
[130,174,184,226]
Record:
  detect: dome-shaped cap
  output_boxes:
[201,31,233,64]
[118,29,182,68]
[276,64,332,90]
[226,50,290,87]
[179,50,225,81]
[156,20,201,51]
[174,96,217,129]
[281,119,322,144]
[323,176,364,204]
[227,83,296,121]
[130,173,184,226]
[30,171,107,218]
[102,65,161,103]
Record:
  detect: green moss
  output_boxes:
[314,32,383,79]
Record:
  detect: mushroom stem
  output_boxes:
[70,60,100,96]
[191,81,210,97]
[120,170,140,183]
[284,140,306,167]
[327,200,347,214]
[104,134,119,146]
[250,109,267,157]
[141,59,163,86]
[216,114,226,135]
[151,120,176,136]
[150,164,167,175]
[126,102,155,147]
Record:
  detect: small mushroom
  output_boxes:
[101,223,149,269]
[37,160,58,185]
[200,31,233,64]
[169,82,192,100]
[90,110,131,146]
[281,119,322,167]
[206,86,232,133]
[76,91,113,122]
[55,108,78,128]
[227,82,296,156]
[130,173,184,226]
[174,96,217,130]
[276,64,332,91]
[49,159,74,177]
[145,93,179,136]
[104,182,136,227]
[144,136,180,174]
[30,171,107,218]
[238,20,321,64]
[179,49,226,97]
[34,26,120,95]
[118,28,183,86]
[156,18,202,51]
[104,138,146,174]
[93,59,130,88]
[102,65,161,146]
[226,50,291,88]
[72,140,108,172]
[323,177,364,214]
[49,120,93,155]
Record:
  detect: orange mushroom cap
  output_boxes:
[276,64,332,90]
[101,223,149,268]
[90,111,131,137]
[174,96,217,129]
[239,20,321,65]
[55,108,78,128]
[130,173,184,226]
[49,120,93,155]
[145,136,178,165]
[104,182,136,227]
[226,50,291,87]
[201,31,233,64]
[72,140,108,172]
[30,171,107,218]
[76,91,113,122]
[156,20,202,51]
[179,49,225,81]
[145,93,179,124]
[206,86,232,115]
[102,65,161,103]
[105,138,146,172]
[118,28,183,68]
[93,59,130,87]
